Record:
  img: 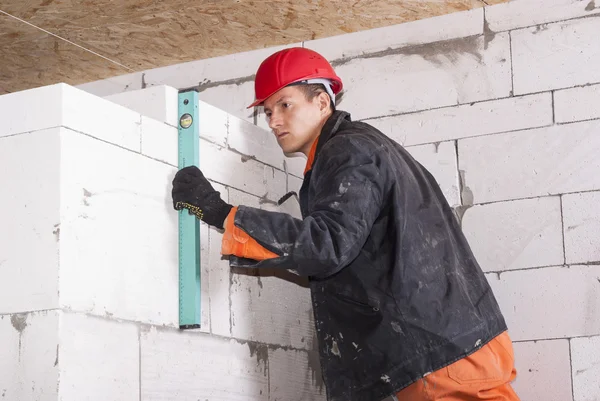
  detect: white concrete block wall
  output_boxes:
[59,312,140,401]
[141,42,303,90]
[555,83,600,124]
[462,197,564,272]
[511,17,600,95]
[458,120,600,203]
[486,265,600,341]
[198,81,256,124]
[76,72,143,97]
[305,8,484,61]
[366,93,553,146]
[563,191,600,264]
[405,141,460,207]
[57,127,179,326]
[511,339,573,401]
[485,0,600,32]
[327,32,512,121]
[571,335,600,401]
[106,85,179,128]
[230,273,314,350]
[268,348,326,401]
[3,310,139,401]
[0,311,59,401]
[0,84,320,400]
[7,1,599,399]
[141,326,268,401]
[0,129,61,314]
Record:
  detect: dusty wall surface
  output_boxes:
[3,0,600,399]
[0,83,322,400]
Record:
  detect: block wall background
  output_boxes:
[1,0,599,400]
[0,83,321,401]
[78,2,600,399]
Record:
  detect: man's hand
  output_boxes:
[172,166,233,229]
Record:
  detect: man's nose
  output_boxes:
[268,112,282,131]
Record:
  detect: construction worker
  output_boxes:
[172,47,520,401]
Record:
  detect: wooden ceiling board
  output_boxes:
[0,0,509,93]
[0,13,131,92]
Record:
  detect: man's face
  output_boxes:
[263,86,327,156]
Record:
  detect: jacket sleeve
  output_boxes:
[227,134,387,279]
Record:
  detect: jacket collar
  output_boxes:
[303,110,351,175]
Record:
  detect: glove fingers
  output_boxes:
[172,166,202,183]
[173,173,194,185]
[172,188,196,206]
[179,165,203,178]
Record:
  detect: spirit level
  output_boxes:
[177,89,201,330]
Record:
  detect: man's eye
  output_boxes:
[283,103,290,108]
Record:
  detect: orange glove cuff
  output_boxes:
[221,207,279,261]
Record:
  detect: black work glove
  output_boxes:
[172,166,233,229]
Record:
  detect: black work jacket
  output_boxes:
[229,111,507,401]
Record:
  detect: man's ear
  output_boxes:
[317,91,331,113]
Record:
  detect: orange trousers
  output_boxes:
[394,331,520,401]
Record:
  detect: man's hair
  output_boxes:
[297,84,337,111]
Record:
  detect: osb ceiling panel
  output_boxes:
[0,12,129,94]
[0,0,509,94]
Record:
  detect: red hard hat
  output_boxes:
[247,47,343,108]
